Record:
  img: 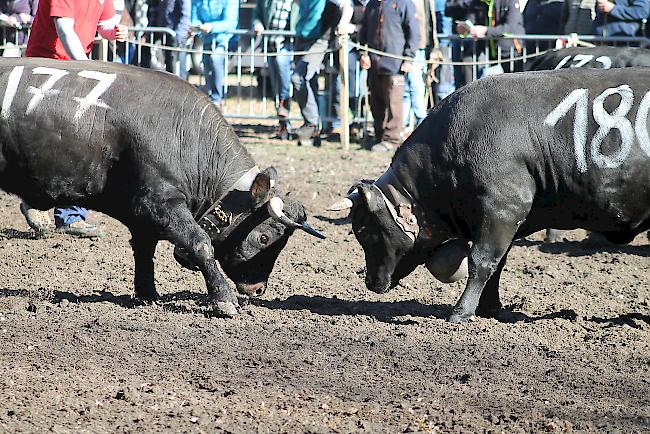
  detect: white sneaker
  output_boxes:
[19,201,52,233]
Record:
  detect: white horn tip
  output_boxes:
[326,198,354,211]
[268,196,284,218]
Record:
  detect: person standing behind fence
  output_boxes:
[561,0,595,35]
[154,0,191,75]
[0,0,32,57]
[523,0,563,50]
[21,0,127,237]
[191,0,238,107]
[359,0,419,153]
[403,0,434,134]
[593,0,649,37]
[252,0,295,140]
[446,0,524,88]
[291,0,353,147]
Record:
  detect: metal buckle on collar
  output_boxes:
[198,203,232,237]
[397,203,419,235]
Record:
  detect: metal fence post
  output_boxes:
[98,39,108,61]
[338,33,350,151]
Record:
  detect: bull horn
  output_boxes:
[267,197,326,239]
[301,222,326,239]
[326,191,359,211]
[327,198,354,211]
[268,197,299,227]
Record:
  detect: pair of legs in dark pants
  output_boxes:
[452,39,523,87]
[367,69,405,146]
[291,37,330,129]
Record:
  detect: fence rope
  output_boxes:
[120,37,552,66]
[349,41,551,66]
[123,38,336,57]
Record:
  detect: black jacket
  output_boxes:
[446,0,524,57]
[359,0,420,75]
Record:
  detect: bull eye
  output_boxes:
[259,234,270,245]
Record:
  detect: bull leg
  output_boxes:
[152,204,239,317]
[448,203,525,323]
[130,231,159,302]
[475,245,511,318]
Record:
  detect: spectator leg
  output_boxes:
[403,72,413,128]
[452,40,465,89]
[268,55,281,103]
[291,38,329,127]
[383,74,405,145]
[502,59,524,74]
[164,38,176,74]
[54,206,88,228]
[203,44,226,104]
[408,49,427,127]
[367,69,386,142]
[275,47,293,102]
[435,45,456,102]
[348,49,359,122]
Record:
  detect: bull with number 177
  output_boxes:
[0,58,325,317]
[329,68,650,322]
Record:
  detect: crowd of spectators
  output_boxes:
[1,0,649,151]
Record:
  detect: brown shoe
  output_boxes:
[277,99,290,118]
[295,124,321,147]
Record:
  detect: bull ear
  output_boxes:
[347,179,374,195]
[262,166,279,189]
[356,183,380,213]
[251,172,273,208]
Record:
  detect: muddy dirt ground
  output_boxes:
[1,124,649,433]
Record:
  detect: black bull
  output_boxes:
[527,46,650,242]
[0,58,323,316]
[331,68,650,322]
[525,46,650,72]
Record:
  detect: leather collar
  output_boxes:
[197,166,260,238]
[373,166,426,242]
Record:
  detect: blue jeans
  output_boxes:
[403,49,427,128]
[268,45,292,101]
[54,206,87,227]
[330,48,360,129]
[203,44,226,103]
[292,37,330,126]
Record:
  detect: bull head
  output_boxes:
[176,167,324,298]
[328,181,467,293]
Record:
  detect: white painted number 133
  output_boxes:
[544,85,650,173]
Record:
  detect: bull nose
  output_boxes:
[365,276,391,294]
[238,282,266,297]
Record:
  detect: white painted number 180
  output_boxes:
[543,85,650,173]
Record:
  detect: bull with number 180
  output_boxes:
[329,68,650,322]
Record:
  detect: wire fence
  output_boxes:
[0,22,648,149]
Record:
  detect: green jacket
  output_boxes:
[252,0,299,31]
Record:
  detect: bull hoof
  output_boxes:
[134,290,159,304]
[476,305,501,319]
[213,301,239,318]
[448,312,476,323]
